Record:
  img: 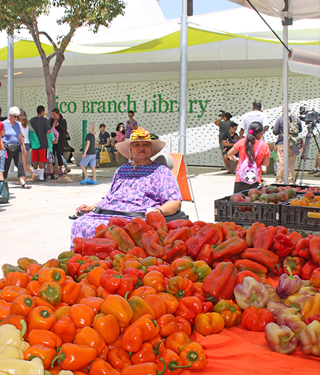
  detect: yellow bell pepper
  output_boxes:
[0,345,24,360]
[0,357,48,374]
[58,371,74,375]
[0,321,29,352]
[301,293,320,319]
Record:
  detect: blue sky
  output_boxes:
[158,0,240,19]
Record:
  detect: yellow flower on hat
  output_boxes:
[130,127,151,140]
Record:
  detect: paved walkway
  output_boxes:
[1,163,320,268]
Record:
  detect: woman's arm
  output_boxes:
[261,156,270,167]
[155,200,181,216]
[227,146,238,161]
[82,140,90,157]
[76,203,99,215]
[18,133,26,153]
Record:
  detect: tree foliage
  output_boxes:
[0,0,125,111]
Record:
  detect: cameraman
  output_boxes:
[214,111,233,170]
[273,105,302,184]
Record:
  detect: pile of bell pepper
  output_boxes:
[1,213,320,374]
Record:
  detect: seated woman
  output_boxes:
[71,127,182,248]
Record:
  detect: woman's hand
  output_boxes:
[76,204,93,215]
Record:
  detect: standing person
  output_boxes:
[239,100,269,138]
[221,122,238,174]
[0,120,4,181]
[228,122,270,194]
[3,107,30,188]
[273,105,302,185]
[30,105,51,182]
[95,124,110,168]
[110,132,119,163]
[116,123,126,143]
[80,122,97,185]
[49,108,67,177]
[214,111,233,170]
[18,110,37,182]
[126,111,138,141]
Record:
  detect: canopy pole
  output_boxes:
[178,0,188,154]
[7,34,14,110]
[283,24,289,185]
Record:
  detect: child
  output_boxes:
[46,129,58,180]
[80,122,97,185]
[0,121,4,181]
[110,132,119,163]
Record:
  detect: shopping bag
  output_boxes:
[28,125,41,150]
[99,146,110,164]
[0,181,9,203]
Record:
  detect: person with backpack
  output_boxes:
[228,121,270,193]
[273,105,302,184]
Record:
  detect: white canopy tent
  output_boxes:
[228,0,320,183]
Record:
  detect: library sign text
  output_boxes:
[56,94,210,118]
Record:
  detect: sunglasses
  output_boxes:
[128,115,133,117]
[12,115,18,118]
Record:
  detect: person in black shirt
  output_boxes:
[221,122,238,174]
[95,124,110,168]
[80,122,97,185]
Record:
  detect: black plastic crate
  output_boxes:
[281,201,320,230]
[214,197,282,226]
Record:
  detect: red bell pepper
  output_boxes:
[167,219,192,231]
[221,222,243,240]
[124,217,152,248]
[245,222,265,247]
[73,238,118,259]
[253,226,277,250]
[196,244,214,267]
[145,211,168,232]
[282,256,306,277]
[234,259,268,277]
[105,226,136,253]
[164,241,187,263]
[292,236,313,260]
[162,228,192,247]
[100,269,134,297]
[240,248,279,271]
[241,306,274,332]
[309,236,320,263]
[202,262,237,302]
[174,296,203,324]
[273,233,295,257]
[301,259,319,280]
[212,237,247,261]
[186,225,220,259]
[142,230,167,260]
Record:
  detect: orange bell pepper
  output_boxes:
[144,294,167,320]
[100,269,134,297]
[148,335,166,359]
[93,313,120,345]
[157,314,179,337]
[87,266,106,288]
[79,296,104,315]
[24,344,57,369]
[131,342,156,365]
[26,280,42,297]
[27,305,56,331]
[75,326,106,356]
[180,342,207,370]
[158,293,179,315]
[33,296,56,310]
[37,267,66,286]
[108,347,132,370]
[176,316,191,336]
[5,271,30,288]
[122,314,160,352]
[174,296,203,324]
[28,263,42,277]
[164,276,194,299]
[89,358,120,375]
[130,286,157,299]
[28,328,62,348]
[194,312,225,335]
[69,303,95,328]
[213,299,242,327]
[51,343,97,371]
[127,247,148,259]
[301,293,320,319]
[120,359,166,375]
[100,294,133,328]
[165,331,191,355]
[127,295,156,322]
[158,348,192,375]
[75,285,97,304]
[142,271,165,293]
[53,316,76,343]
[9,294,35,317]
[61,280,81,305]
[0,300,10,319]
[0,286,31,302]
[96,286,112,299]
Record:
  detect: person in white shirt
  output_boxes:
[239,100,269,138]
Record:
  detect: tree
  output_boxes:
[0,0,125,112]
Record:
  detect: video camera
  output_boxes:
[299,106,320,125]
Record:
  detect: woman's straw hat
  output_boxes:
[116,127,165,159]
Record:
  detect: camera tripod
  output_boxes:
[295,122,320,185]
